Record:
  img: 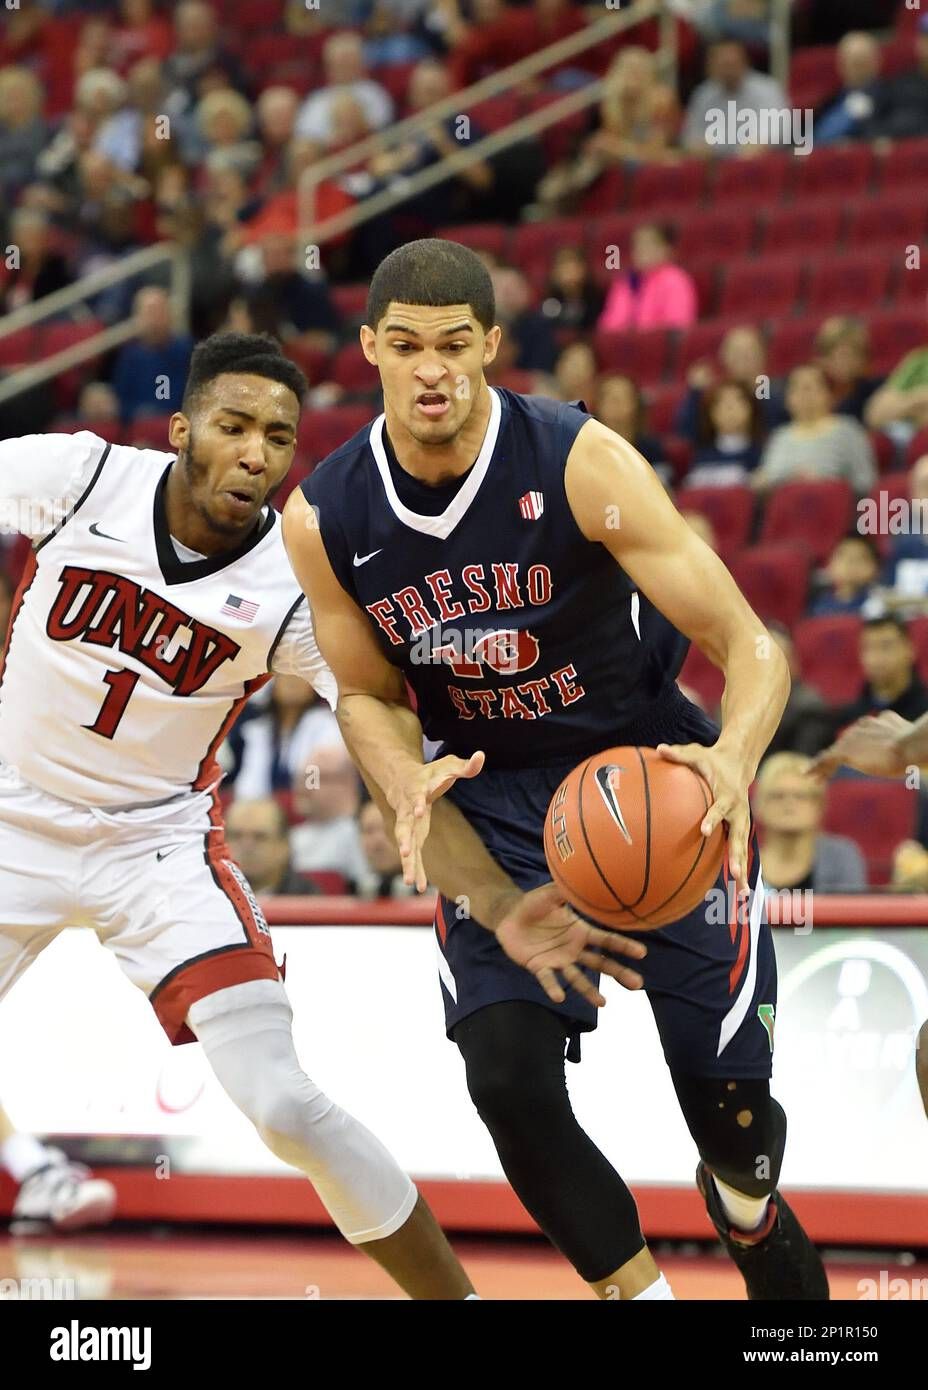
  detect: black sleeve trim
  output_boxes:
[267,593,307,673]
[33,442,112,554]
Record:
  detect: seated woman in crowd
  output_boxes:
[753,751,868,893]
[597,223,698,333]
[687,379,765,487]
[540,246,605,334]
[752,363,877,495]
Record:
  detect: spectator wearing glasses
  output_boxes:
[753,752,867,892]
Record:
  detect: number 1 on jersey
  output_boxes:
[84,668,140,739]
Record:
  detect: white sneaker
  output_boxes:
[10,1150,116,1234]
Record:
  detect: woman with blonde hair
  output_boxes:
[753,752,867,892]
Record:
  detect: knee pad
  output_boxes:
[671,1073,786,1198]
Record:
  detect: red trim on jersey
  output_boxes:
[0,549,37,691]
[152,946,281,1044]
[435,896,448,946]
[193,673,270,792]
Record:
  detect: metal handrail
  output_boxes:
[297,0,665,235]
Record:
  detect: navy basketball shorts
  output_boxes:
[433,684,777,1080]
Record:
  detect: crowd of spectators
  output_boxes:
[3,0,928,896]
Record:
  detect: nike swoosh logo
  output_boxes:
[594,764,633,845]
[89,522,126,542]
[353,549,383,567]
[156,846,183,862]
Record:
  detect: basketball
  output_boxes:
[543,746,726,930]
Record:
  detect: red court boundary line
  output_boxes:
[3,1170,926,1246]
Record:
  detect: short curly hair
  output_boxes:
[181,332,308,415]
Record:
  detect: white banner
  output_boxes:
[1,925,926,1191]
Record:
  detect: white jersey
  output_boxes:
[0,431,337,808]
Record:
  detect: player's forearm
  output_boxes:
[714,630,791,782]
[338,693,519,930]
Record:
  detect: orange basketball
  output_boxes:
[543,746,726,930]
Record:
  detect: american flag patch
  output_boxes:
[221,594,260,622]
[518,490,544,520]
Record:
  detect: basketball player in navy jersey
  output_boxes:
[284,239,829,1300]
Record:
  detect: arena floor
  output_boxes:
[1,1229,925,1300]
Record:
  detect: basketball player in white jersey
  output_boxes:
[0,331,475,1296]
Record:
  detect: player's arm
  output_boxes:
[280,490,489,892]
[0,432,106,537]
[810,709,928,780]
[565,418,791,895]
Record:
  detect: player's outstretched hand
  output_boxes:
[389,750,485,892]
[657,741,750,900]
[494,882,647,1008]
[808,712,913,782]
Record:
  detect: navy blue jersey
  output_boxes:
[302,387,690,768]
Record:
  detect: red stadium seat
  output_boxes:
[237,0,286,28]
[376,62,418,109]
[0,328,38,369]
[626,160,709,211]
[909,616,928,685]
[469,93,522,132]
[880,137,928,190]
[524,92,589,164]
[297,404,375,462]
[329,283,369,323]
[52,418,125,445]
[690,263,719,317]
[711,152,792,205]
[495,369,539,392]
[283,342,330,386]
[846,194,927,250]
[759,479,855,566]
[893,263,928,305]
[869,430,898,476]
[676,320,734,375]
[868,309,926,376]
[124,414,172,450]
[659,435,693,483]
[717,256,803,319]
[675,483,754,562]
[905,427,928,469]
[437,222,509,261]
[766,317,820,376]
[792,145,876,200]
[789,45,839,109]
[806,255,894,315]
[675,208,757,262]
[592,328,672,384]
[303,871,350,894]
[729,543,812,628]
[579,168,627,215]
[864,470,912,556]
[512,218,588,283]
[793,615,864,705]
[645,384,685,434]
[823,780,916,887]
[329,342,381,394]
[757,200,846,256]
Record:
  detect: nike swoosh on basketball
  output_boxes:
[89,522,126,543]
[353,549,383,567]
[594,765,634,845]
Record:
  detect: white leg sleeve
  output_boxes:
[187,981,417,1244]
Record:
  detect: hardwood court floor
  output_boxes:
[2,1228,925,1300]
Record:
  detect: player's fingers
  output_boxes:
[805,749,835,781]
[534,966,566,1004]
[701,797,729,837]
[560,963,606,1008]
[726,810,751,897]
[577,951,645,991]
[586,926,647,960]
[656,742,702,767]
